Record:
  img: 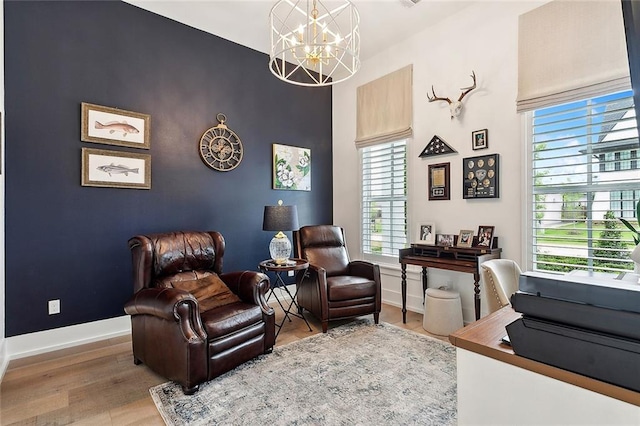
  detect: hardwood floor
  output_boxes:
[1,303,448,425]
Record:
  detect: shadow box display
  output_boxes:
[463,153,499,199]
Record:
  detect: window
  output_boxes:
[361,140,407,258]
[529,90,640,274]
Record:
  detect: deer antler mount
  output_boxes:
[427,71,477,119]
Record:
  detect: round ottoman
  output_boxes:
[423,287,464,336]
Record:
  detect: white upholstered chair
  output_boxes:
[480,259,522,314]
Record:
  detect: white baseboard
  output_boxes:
[0,339,8,381]
[6,315,131,361]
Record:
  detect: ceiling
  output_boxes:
[125,0,475,61]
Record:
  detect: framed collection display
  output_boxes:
[81,102,150,149]
[476,225,495,248]
[472,129,488,150]
[457,230,474,247]
[81,148,151,190]
[418,223,436,245]
[428,162,450,201]
[463,153,499,199]
[273,144,311,191]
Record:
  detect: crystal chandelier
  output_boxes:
[269,0,361,87]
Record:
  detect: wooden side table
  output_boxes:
[258,258,312,338]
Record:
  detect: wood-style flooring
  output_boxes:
[1,303,447,425]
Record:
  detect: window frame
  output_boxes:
[359,139,408,264]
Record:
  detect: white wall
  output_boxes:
[332,1,547,322]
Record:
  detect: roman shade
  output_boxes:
[355,64,413,148]
[517,0,630,112]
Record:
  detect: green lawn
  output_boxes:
[536,222,636,248]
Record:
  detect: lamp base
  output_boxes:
[269,232,292,265]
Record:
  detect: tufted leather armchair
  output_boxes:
[123,231,275,395]
[294,225,381,333]
[480,259,522,314]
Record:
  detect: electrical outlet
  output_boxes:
[48,299,61,315]
[287,270,295,277]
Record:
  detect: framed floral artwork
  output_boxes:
[272,144,311,191]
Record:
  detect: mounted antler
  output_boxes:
[428,71,477,119]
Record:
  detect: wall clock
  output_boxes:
[199,113,243,171]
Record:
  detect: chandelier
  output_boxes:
[269,0,361,87]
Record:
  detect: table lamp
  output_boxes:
[263,200,299,265]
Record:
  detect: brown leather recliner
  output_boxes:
[294,225,381,333]
[124,231,275,395]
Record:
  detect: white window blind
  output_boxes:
[517,0,630,112]
[355,65,413,148]
[530,90,640,274]
[361,140,407,257]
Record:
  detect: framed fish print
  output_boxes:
[81,102,150,149]
[81,148,151,189]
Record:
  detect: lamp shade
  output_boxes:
[263,204,299,232]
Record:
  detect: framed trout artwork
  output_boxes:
[81,148,151,189]
[81,102,150,149]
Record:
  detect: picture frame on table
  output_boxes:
[475,225,495,248]
[428,162,450,201]
[436,234,455,247]
[81,147,151,190]
[81,102,151,149]
[472,129,488,150]
[418,222,436,245]
[457,230,474,248]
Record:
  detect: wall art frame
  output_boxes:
[475,225,495,248]
[81,102,150,149]
[457,229,474,247]
[463,153,499,199]
[81,147,151,189]
[472,128,488,150]
[272,143,311,191]
[417,222,436,245]
[428,162,450,201]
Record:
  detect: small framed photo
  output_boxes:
[472,129,488,150]
[475,225,495,248]
[428,162,450,201]
[81,102,151,149]
[457,230,474,248]
[436,234,455,247]
[418,223,436,245]
[81,148,151,190]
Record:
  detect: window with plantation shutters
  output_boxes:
[361,140,407,258]
[529,90,640,274]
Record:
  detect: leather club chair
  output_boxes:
[124,231,275,395]
[480,258,522,314]
[294,225,381,333]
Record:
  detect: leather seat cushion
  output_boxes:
[327,276,377,301]
[201,302,263,339]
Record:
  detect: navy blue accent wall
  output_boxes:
[4,1,333,337]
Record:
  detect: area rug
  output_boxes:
[150,320,457,425]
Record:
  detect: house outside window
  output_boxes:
[529,90,639,274]
[360,140,407,260]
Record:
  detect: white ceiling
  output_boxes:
[125,0,475,61]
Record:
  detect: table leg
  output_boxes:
[473,272,481,320]
[422,267,428,302]
[401,263,407,323]
[280,280,313,332]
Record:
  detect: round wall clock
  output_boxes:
[199,113,243,171]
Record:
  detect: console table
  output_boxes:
[399,241,501,323]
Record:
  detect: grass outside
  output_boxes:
[536,221,636,249]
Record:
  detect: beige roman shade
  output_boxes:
[355,64,413,148]
[517,0,630,112]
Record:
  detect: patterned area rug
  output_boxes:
[150,320,457,425]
